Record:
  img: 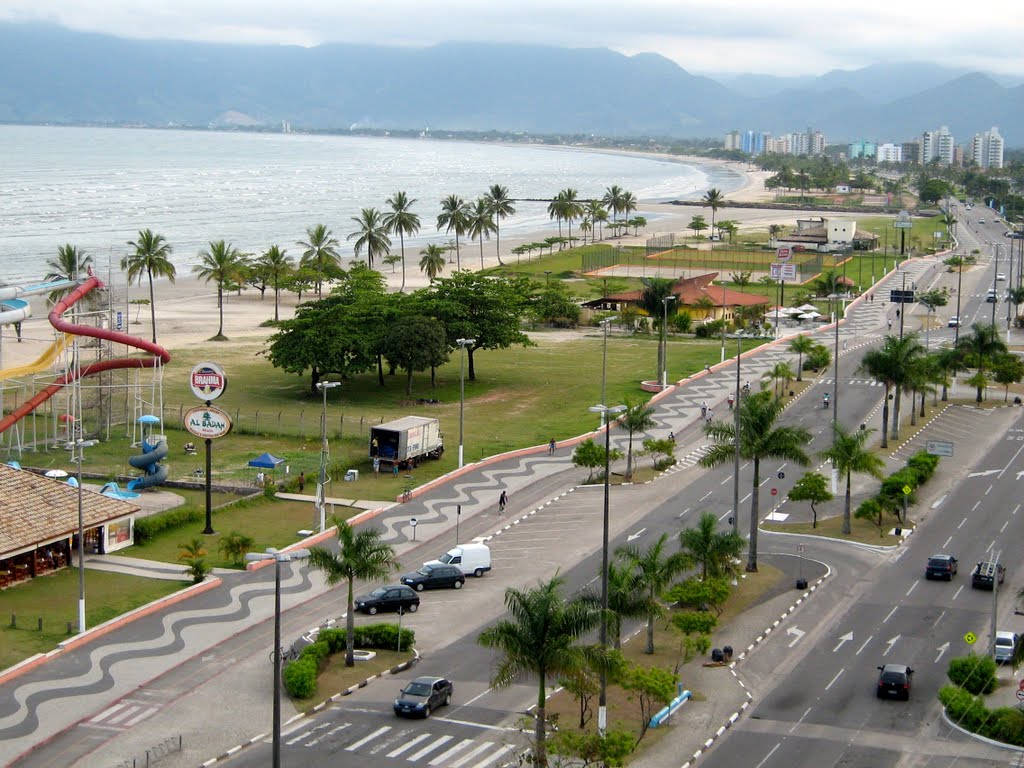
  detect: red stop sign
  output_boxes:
[770,488,778,496]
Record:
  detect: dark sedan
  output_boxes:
[877,664,913,700]
[393,676,453,718]
[354,585,420,615]
[925,554,958,580]
[400,564,466,591]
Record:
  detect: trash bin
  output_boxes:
[723,646,733,662]
[344,469,359,482]
[711,648,724,663]
[796,578,808,590]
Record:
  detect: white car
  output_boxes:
[997,273,1007,281]
[995,631,1019,664]
[948,316,961,328]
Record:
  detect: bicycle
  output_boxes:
[269,646,299,665]
[402,486,413,503]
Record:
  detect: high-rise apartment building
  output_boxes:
[876,143,903,163]
[969,127,1004,169]
[724,131,743,151]
[920,126,955,165]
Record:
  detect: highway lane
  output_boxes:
[700,407,1024,768]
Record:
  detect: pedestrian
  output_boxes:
[842,339,848,351]
[700,401,708,419]
[704,363,711,373]
[669,431,675,444]
[256,471,265,487]
[393,464,399,478]
[727,394,734,410]
[373,457,380,474]
[548,437,556,455]
[895,309,900,318]
[297,472,305,492]
[498,490,508,513]
[706,408,713,423]
[887,319,892,331]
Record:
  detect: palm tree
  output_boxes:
[619,398,656,479]
[466,198,495,269]
[547,191,566,241]
[602,185,626,231]
[957,323,1007,403]
[296,224,340,298]
[257,245,293,322]
[768,223,784,243]
[45,244,92,304]
[307,519,400,667]
[483,184,515,266]
[789,335,815,381]
[437,194,470,271]
[702,187,726,235]
[123,229,176,344]
[347,207,392,272]
[762,361,796,399]
[602,558,649,650]
[621,191,638,229]
[822,424,885,535]
[587,200,608,241]
[418,243,446,282]
[556,187,584,245]
[934,345,964,402]
[478,576,601,768]
[700,391,811,572]
[887,334,926,440]
[616,533,688,654]
[860,337,900,449]
[192,240,246,339]
[383,191,420,293]
[678,511,745,580]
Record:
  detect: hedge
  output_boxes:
[939,685,1024,746]
[947,654,997,695]
[281,623,416,699]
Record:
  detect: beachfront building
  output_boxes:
[724,131,743,151]
[582,273,769,325]
[876,143,903,163]
[0,463,138,588]
[848,140,877,160]
[969,127,1004,169]
[773,217,879,253]
[919,126,955,166]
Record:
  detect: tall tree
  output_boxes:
[587,200,608,241]
[677,511,745,580]
[702,187,725,235]
[602,558,649,650]
[193,240,247,339]
[602,185,626,230]
[821,424,885,535]
[789,335,815,381]
[437,194,470,271]
[859,337,900,449]
[123,228,176,344]
[347,207,392,272]
[418,243,446,282]
[617,533,688,654]
[484,184,515,266]
[380,314,449,395]
[307,520,399,666]
[619,399,656,479]
[257,245,293,322]
[383,191,421,293]
[700,391,811,571]
[957,323,1007,403]
[466,197,495,270]
[478,576,601,768]
[46,244,93,304]
[296,224,340,298]
[556,187,584,245]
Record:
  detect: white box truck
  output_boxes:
[370,416,444,469]
[426,543,491,577]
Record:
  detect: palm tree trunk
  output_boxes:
[890,384,902,441]
[535,687,548,767]
[646,615,655,654]
[273,287,280,322]
[747,459,760,572]
[345,580,356,666]
[921,390,927,415]
[796,353,803,381]
[455,233,461,271]
[880,386,890,448]
[400,234,406,293]
[842,471,852,534]
[217,287,224,337]
[479,235,484,269]
[626,434,635,478]
[495,224,505,266]
[910,390,918,426]
[147,270,157,344]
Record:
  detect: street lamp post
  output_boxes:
[68,438,98,633]
[954,252,964,346]
[315,381,340,532]
[599,318,617,426]
[245,548,310,768]
[456,338,475,468]
[587,401,625,737]
[727,333,742,536]
[661,297,675,388]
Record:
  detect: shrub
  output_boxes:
[671,311,693,334]
[315,624,415,652]
[988,707,1024,746]
[947,654,997,695]
[134,506,204,545]
[282,656,318,699]
[805,343,831,371]
[938,685,987,731]
[907,451,940,483]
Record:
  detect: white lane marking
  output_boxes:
[932,610,946,629]
[753,743,782,768]
[788,706,812,734]
[987,540,995,552]
[958,517,967,529]
[787,627,805,647]
[701,491,712,501]
[742,492,752,503]
[884,635,901,656]
[430,739,476,765]
[972,501,981,511]
[833,632,853,652]
[943,535,953,548]
[997,439,1024,479]
[825,668,845,690]
[1014,504,1021,516]
[1001,520,1009,533]
[882,606,898,623]
[986,484,993,496]
[468,745,514,768]
[953,585,964,600]
[856,635,873,655]
[721,475,733,485]
[759,476,770,486]
[905,581,918,597]
[678,507,692,518]
[349,726,392,752]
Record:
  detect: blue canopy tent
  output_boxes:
[247,452,286,487]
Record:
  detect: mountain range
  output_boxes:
[1,22,1022,147]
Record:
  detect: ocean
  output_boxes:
[0,125,742,284]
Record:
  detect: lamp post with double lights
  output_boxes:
[725,333,742,535]
[245,547,310,768]
[315,380,340,532]
[598,318,617,425]
[68,437,98,633]
[587,402,625,736]
[661,296,676,388]
[456,338,475,468]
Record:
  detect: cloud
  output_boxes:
[0,0,1020,77]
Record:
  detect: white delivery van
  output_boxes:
[426,543,491,577]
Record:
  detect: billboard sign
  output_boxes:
[190,361,227,401]
[184,405,233,439]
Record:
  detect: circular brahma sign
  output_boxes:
[190,361,227,401]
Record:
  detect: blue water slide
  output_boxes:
[127,439,169,490]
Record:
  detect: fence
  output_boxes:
[111,735,182,768]
[166,403,392,441]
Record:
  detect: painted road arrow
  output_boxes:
[935,642,950,663]
[968,470,1000,478]
[787,627,806,647]
[884,635,901,656]
[626,528,647,542]
[833,632,853,652]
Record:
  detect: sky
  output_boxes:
[1,0,1021,78]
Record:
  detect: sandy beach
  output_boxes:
[0,159,801,373]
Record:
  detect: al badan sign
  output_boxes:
[186,361,231,438]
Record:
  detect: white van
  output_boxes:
[426,543,491,577]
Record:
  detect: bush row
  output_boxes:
[281,623,416,700]
[133,493,262,545]
[856,450,940,528]
[939,685,1024,746]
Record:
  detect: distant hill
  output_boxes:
[0,22,1021,146]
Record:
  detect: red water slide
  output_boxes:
[0,276,172,435]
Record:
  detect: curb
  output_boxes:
[199,649,422,767]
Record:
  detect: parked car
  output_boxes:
[995,631,1019,664]
[947,316,961,328]
[393,676,453,718]
[400,563,465,591]
[425,542,492,577]
[354,584,420,615]
[877,664,914,700]
[925,554,958,580]
[971,559,1006,590]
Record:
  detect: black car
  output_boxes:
[877,664,913,700]
[393,676,453,718]
[354,585,420,615]
[925,554,958,580]
[400,564,466,592]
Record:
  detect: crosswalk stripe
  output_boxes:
[448,741,496,768]
[429,737,476,765]
[90,703,126,723]
[387,732,431,757]
[123,707,159,727]
[468,744,515,768]
[408,734,453,761]
[347,725,391,751]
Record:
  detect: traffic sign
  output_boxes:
[770,487,778,496]
[769,263,797,281]
[889,289,916,304]
[797,545,804,553]
[927,441,954,457]
[776,246,792,263]
[902,485,912,495]
[964,631,977,645]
